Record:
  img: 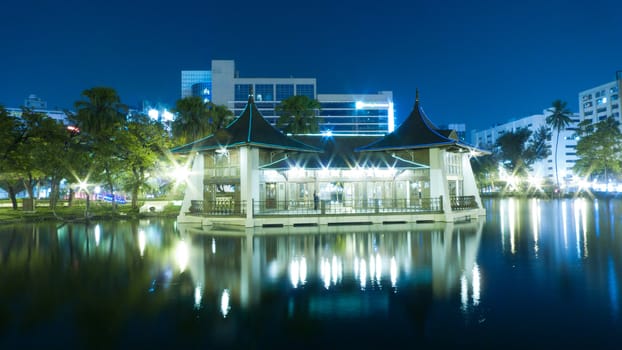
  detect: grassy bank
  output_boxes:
[0,199,181,224]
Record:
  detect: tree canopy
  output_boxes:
[276,95,321,134]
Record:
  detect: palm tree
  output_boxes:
[171,96,210,144]
[276,95,321,134]
[545,100,573,190]
[73,87,128,136]
[206,103,234,133]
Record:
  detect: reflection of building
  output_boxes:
[173,91,486,227]
[181,60,394,135]
[178,219,484,317]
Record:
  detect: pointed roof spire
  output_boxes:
[249,85,254,102]
[415,88,420,104]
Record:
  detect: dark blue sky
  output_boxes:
[2,0,621,131]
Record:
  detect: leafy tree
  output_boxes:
[276,95,321,134]
[546,100,573,188]
[574,117,622,183]
[171,97,234,145]
[71,87,129,209]
[171,96,210,145]
[0,105,27,209]
[117,113,172,209]
[495,127,549,177]
[470,153,499,191]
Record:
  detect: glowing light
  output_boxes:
[472,263,481,306]
[331,256,340,285]
[355,101,390,109]
[321,130,333,137]
[530,199,540,256]
[162,109,174,121]
[147,109,159,120]
[300,257,307,285]
[94,224,101,247]
[359,259,367,290]
[289,259,300,288]
[194,285,202,309]
[220,289,231,318]
[212,238,216,254]
[287,166,306,178]
[390,257,397,288]
[171,165,190,183]
[322,258,331,289]
[138,230,146,257]
[460,275,468,310]
[175,240,189,273]
[388,102,395,132]
[508,198,516,254]
[94,186,101,194]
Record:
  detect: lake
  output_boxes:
[1,197,621,349]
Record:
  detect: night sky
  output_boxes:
[2,0,621,131]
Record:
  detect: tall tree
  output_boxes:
[545,100,573,188]
[171,96,210,145]
[207,103,234,133]
[495,127,549,177]
[574,117,622,184]
[71,87,128,209]
[117,113,172,209]
[0,106,27,209]
[276,95,321,134]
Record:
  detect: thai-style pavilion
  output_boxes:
[172,91,486,228]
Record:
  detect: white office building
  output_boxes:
[578,80,620,125]
[471,110,579,187]
[181,60,394,135]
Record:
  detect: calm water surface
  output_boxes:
[1,197,622,349]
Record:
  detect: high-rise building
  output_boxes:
[578,80,620,124]
[181,70,212,102]
[180,60,394,135]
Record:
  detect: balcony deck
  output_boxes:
[179,196,484,228]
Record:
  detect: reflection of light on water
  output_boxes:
[138,230,146,257]
[290,256,308,288]
[390,257,397,288]
[175,240,189,273]
[321,258,330,289]
[194,285,202,309]
[530,199,540,257]
[460,275,468,311]
[472,263,481,306]
[500,200,506,250]
[290,259,300,288]
[94,224,101,247]
[509,198,516,254]
[212,238,216,254]
[359,259,367,290]
[375,254,382,284]
[574,199,582,259]
[562,201,568,250]
[220,289,230,318]
[608,257,619,319]
[331,256,339,285]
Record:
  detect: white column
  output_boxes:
[177,153,204,223]
[428,148,452,215]
[240,147,260,227]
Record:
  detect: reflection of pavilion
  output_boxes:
[172,91,486,227]
[178,219,484,318]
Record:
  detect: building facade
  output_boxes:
[173,92,485,228]
[578,80,620,125]
[181,60,395,135]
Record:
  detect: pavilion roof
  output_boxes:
[355,91,473,152]
[171,94,320,154]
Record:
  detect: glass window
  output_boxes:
[255,84,274,102]
[235,84,251,101]
[295,84,315,99]
[276,84,294,101]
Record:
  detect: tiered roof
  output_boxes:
[356,91,470,152]
[171,94,319,154]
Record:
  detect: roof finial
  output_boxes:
[415,88,420,106]
[249,85,254,102]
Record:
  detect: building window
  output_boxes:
[582,94,592,101]
[584,110,593,116]
[612,94,619,101]
[597,97,608,105]
[295,84,315,99]
[255,84,274,102]
[276,84,294,101]
[235,84,251,101]
[583,101,593,108]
